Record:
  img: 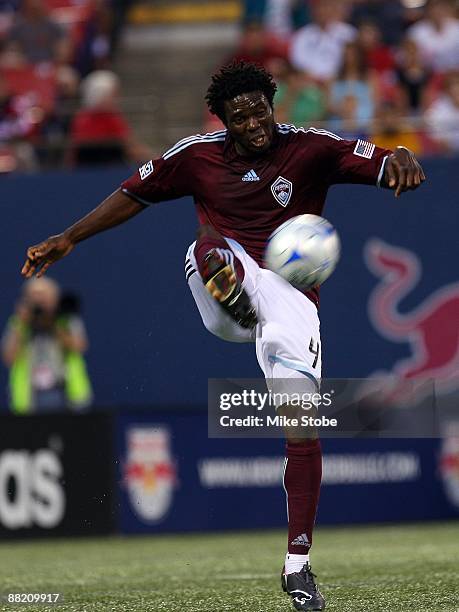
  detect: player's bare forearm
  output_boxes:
[22,189,146,278]
[382,146,426,198]
[64,189,145,244]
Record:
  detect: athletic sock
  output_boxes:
[285,553,310,575]
[283,438,322,568]
[194,227,244,282]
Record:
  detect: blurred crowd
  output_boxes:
[206,0,459,156]
[1,0,459,173]
[0,0,148,172]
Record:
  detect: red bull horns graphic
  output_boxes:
[123,426,177,523]
[364,239,459,402]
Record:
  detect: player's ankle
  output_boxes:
[285,553,310,575]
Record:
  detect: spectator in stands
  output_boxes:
[396,38,433,114]
[54,65,80,131]
[371,100,423,155]
[110,0,134,60]
[351,0,404,46]
[357,19,399,104]
[262,0,310,38]
[6,0,71,66]
[242,0,267,24]
[330,41,376,126]
[289,0,356,82]
[407,0,459,73]
[230,21,288,72]
[40,65,80,167]
[275,65,325,125]
[328,92,370,141]
[74,0,113,76]
[0,72,32,139]
[0,0,19,44]
[1,278,92,414]
[358,20,395,74]
[0,72,38,171]
[69,69,150,166]
[424,72,459,152]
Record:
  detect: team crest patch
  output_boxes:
[353,139,375,159]
[139,160,154,180]
[271,176,293,207]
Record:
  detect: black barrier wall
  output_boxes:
[0,414,114,538]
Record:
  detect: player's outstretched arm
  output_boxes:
[22,189,146,278]
[383,146,426,198]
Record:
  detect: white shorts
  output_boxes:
[185,238,322,396]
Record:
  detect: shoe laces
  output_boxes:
[301,564,318,589]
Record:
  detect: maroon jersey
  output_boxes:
[121,124,391,303]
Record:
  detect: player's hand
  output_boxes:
[21,233,74,278]
[384,147,426,198]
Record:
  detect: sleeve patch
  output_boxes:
[353,140,375,159]
[139,160,154,180]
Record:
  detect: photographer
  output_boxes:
[1,278,92,413]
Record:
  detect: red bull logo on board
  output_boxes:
[123,426,177,523]
[364,239,459,399]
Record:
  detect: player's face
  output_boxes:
[224,92,275,156]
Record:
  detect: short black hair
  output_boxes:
[206,61,277,122]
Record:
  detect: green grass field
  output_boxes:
[0,522,458,612]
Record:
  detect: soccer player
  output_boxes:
[22,62,425,611]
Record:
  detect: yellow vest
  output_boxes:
[8,316,92,414]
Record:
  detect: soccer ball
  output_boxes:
[264,214,341,290]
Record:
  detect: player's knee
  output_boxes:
[201,311,254,343]
[203,317,227,339]
[203,317,235,341]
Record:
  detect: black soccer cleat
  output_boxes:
[282,563,325,611]
[203,248,257,329]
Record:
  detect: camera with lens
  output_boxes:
[29,302,53,334]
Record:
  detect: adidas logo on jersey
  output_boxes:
[290,533,310,547]
[242,169,260,182]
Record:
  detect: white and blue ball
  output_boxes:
[265,214,341,290]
